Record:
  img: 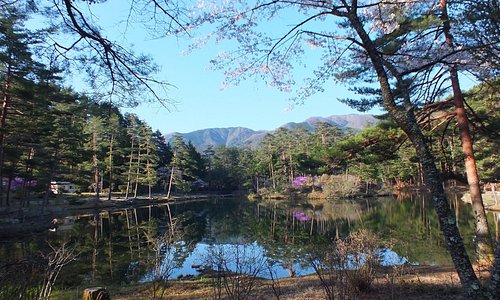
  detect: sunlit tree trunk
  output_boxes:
[92,130,100,203]
[144,136,155,200]
[166,154,175,199]
[125,140,134,200]
[440,0,493,267]
[133,142,142,198]
[146,154,152,199]
[348,10,480,297]
[269,155,276,190]
[107,134,114,201]
[450,66,493,264]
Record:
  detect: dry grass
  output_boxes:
[106,265,465,300]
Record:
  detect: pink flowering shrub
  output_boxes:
[292,176,310,189]
[2,177,37,191]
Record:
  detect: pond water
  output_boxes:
[1,193,498,291]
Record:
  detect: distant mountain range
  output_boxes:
[164,114,379,150]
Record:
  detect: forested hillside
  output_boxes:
[164,114,378,150]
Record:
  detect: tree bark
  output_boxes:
[146,141,152,199]
[347,8,481,297]
[108,134,114,201]
[166,156,175,199]
[82,287,109,300]
[92,130,100,203]
[133,142,142,198]
[125,140,134,200]
[0,60,12,206]
[450,66,494,264]
[440,0,494,267]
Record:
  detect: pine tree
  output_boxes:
[0,8,42,206]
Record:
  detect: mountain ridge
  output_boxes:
[165,114,378,150]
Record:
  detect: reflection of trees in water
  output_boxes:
[250,200,336,277]
[359,192,477,265]
[0,237,78,300]
[0,194,487,291]
[55,204,203,288]
[254,193,481,267]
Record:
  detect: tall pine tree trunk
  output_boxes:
[92,130,100,203]
[450,66,493,264]
[166,158,175,199]
[108,134,114,201]
[133,143,142,198]
[440,0,493,267]
[348,11,481,297]
[125,140,134,200]
[145,141,152,200]
[269,155,276,190]
[0,61,12,206]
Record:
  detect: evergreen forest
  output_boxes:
[1,1,499,299]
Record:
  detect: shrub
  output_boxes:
[310,230,380,300]
[203,243,267,300]
[320,174,361,198]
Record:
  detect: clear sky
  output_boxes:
[58,1,476,134]
[50,0,384,135]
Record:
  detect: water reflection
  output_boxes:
[0,192,487,291]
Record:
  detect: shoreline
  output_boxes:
[53,265,469,300]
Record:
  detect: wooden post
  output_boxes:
[82,287,110,300]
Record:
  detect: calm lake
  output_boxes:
[1,192,497,291]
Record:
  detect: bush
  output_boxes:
[203,243,267,300]
[320,174,361,198]
[310,230,380,300]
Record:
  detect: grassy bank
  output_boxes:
[51,265,468,300]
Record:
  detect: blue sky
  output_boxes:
[53,1,382,134]
[57,1,479,134]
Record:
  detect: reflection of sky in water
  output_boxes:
[379,248,410,266]
[142,242,410,281]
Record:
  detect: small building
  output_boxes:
[50,181,77,194]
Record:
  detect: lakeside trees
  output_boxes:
[1,1,499,297]
[181,0,498,297]
[0,25,495,207]
[0,5,173,204]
